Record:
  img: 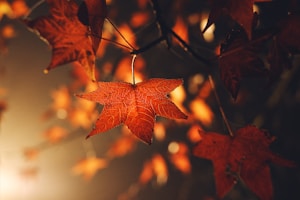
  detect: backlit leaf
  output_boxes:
[77,78,187,144]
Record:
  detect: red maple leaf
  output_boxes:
[194,125,296,200]
[219,27,267,99]
[76,78,188,144]
[204,0,271,39]
[24,0,106,80]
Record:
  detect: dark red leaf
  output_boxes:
[194,125,296,199]
[219,28,267,99]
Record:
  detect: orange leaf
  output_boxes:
[77,78,187,144]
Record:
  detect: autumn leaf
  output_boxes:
[219,27,267,99]
[24,0,105,81]
[193,125,296,200]
[76,78,188,144]
[204,0,271,39]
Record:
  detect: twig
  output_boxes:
[105,18,136,51]
[208,75,234,137]
[24,0,45,19]
[101,37,133,51]
[131,36,165,55]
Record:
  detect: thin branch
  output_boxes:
[208,75,234,137]
[101,37,133,51]
[24,0,45,19]
[105,18,136,51]
[131,36,165,55]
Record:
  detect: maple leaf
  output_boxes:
[24,0,105,81]
[193,125,296,200]
[204,0,271,39]
[219,27,267,99]
[76,78,188,144]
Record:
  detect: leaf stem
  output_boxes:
[105,18,136,51]
[208,75,234,137]
[131,54,137,85]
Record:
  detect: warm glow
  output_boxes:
[188,73,205,94]
[0,1,13,20]
[131,12,150,28]
[11,0,28,18]
[190,98,214,126]
[51,86,71,111]
[187,124,203,143]
[169,154,191,174]
[107,136,136,158]
[168,141,180,154]
[200,13,215,42]
[23,148,39,161]
[172,17,189,44]
[154,122,166,141]
[43,126,68,143]
[152,154,168,185]
[72,156,108,181]
[114,56,146,83]
[115,24,137,49]
[1,25,15,38]
[198,80,212,99]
